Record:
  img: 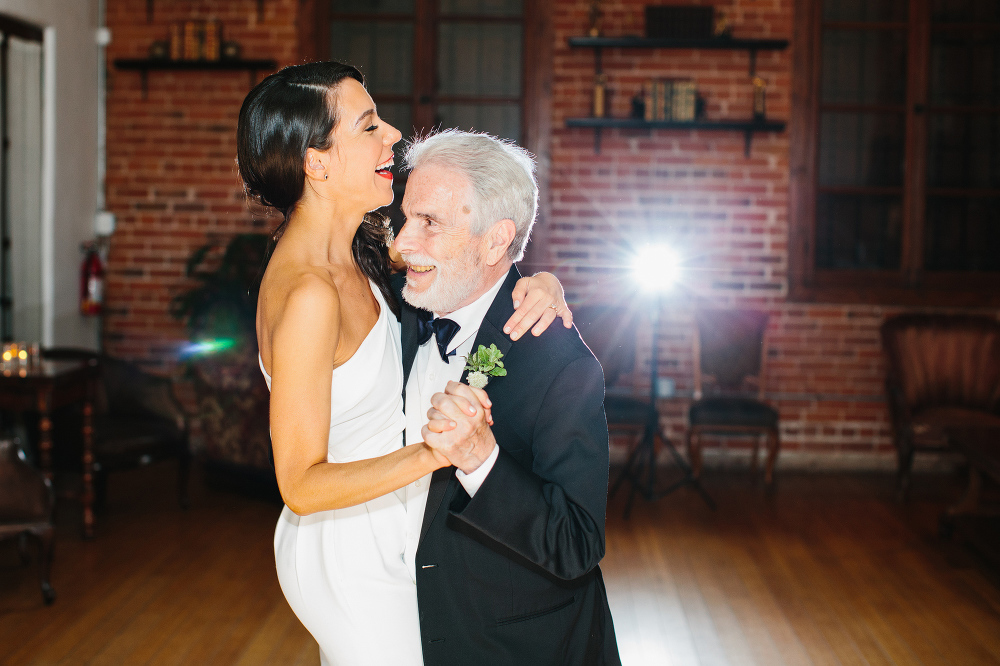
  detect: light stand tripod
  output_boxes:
[610,293,716,518]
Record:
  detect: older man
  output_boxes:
[394,130,620,665]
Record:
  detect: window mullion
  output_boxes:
[412,0,437,132]
[902,0,930,286]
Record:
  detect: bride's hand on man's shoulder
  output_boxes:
[507,272,573,340]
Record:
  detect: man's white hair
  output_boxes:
[403,129,538,262]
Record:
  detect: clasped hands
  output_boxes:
[422,381,496,475]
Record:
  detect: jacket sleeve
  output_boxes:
[448,354,610,581]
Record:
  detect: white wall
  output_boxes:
[1,0,100,348]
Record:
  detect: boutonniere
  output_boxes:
[463,344,507,389]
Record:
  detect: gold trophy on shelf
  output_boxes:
[588,0,602,37]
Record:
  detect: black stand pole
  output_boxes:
[610,294,716,518]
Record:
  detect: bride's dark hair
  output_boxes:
[236,61,398,316]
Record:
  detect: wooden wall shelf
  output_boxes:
[568,36,789,76]
[566,117,786,155]
[114,58,278,98]
[145,0,265,23]
[567,35,789,154]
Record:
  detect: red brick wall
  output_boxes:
[104,0,296,369]
[549,0,857,465]
[546,0,996,467]
[104,0,994,467]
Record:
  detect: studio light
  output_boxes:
[612,240,715,515]
[631,243,681,293]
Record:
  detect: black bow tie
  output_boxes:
[416,312,460,363]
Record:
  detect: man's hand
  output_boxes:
[422,381,496,474]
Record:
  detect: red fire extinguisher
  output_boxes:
[80,245,105,315]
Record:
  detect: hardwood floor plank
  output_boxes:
[823,502,996,666]
[632,514,702,665]
[2,467,999,666]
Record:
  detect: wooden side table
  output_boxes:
[0,359,101,538]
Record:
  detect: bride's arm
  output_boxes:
[505,271,574,340]
[265,276,447,516]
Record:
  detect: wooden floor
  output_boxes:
[1,464,999,665]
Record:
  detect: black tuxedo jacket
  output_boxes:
[400,266,621,666]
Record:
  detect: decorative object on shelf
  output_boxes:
[646,79,668,121]
[222,41,241,61]
[148,40,169,60]
[714,13,732,39]
[203,20,221,61]
[183,21,198,59]
[752,76,767,121]
[642,79,696,122]
[566,36,788,154]
[630,87,646,119]
[645,5,714,40]
[593,73,607,118]
[671,80,696,121]
[179,20,222,61]
[588,0,603,37]
[169,23,181,60]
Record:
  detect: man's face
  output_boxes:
[395,165,487,314]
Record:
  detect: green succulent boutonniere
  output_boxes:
[463,344,507,389]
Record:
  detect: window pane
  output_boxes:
[931,0,1000,22]
[330,21,413,96]
[816,194,902,270]
[331,0,414,14]
[929,32,1000,105]
[925,196,1000,271]
[373,101,413,139]
[438,23,521,98]
[437,103,520,142]
[821,29,907,104]
[927,113,1000,188]
[440,0,521,17]
[823,0,907,22]
[819,112,905,187]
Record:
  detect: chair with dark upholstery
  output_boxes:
[685,309,779,484]
[574,304,645,433]
[0,438,55,604]
[44,349,191,509]
[880,314,1000,499]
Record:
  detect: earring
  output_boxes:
[324,174,328,180]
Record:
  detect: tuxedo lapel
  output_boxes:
[401,302,423,391]
[417,265,521,545]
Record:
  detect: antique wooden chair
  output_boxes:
[574,304,645,430]
[0,438,56,604]
[43,349,191,509]
[880,314,1000,499]
[685,309,779,484]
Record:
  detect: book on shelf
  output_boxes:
[643,79,696,122]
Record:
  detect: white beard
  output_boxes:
[401,246,484,314]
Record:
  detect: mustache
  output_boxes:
[401,253,437,267]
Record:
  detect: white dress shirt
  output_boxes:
[401,273,506,580]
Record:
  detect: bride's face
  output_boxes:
[322,78,402,213]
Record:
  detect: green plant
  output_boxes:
[171,232,275,473]
[171,233,270,355]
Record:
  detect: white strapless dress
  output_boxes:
[260,283,422,666]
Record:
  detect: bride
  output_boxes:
[237,61,571,665]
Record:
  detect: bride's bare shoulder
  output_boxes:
[257,256,340,353]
